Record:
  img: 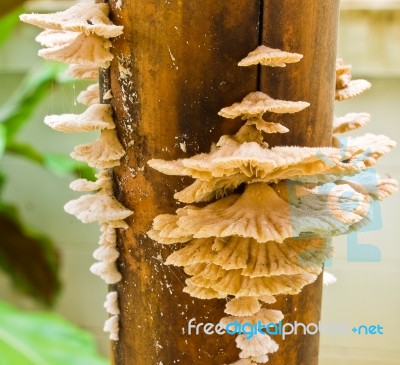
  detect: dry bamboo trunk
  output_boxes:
[102,1,340,364]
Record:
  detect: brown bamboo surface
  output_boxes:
[104,1,340,364]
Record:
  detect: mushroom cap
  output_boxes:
[99,224,118,246]
[335,59,352,88]
[148,214,193,244]
[90,261,122,284]
[186,269,319,298]
[236,334,278,358]
[77,83,100,106]
[245,118,289,134]
[218,91,310,119]
[69,169,113,192]
[93,245,120,262]
[335,79,371,101]
[166,235,330,278]
[149,134,353,183]
[70,129,125,168]
[340,172,398,202]
[103,315,119,341]
[165,238,215,265]
[337,133,396,167]
[225,297,262,317]
[20,3,123,38]
[220,308,284,327]
[215,237,330,277]
[258,295,276,304]
[38,33,113,68]
[35,29,79,48]
[169,183,369,243]
[65,64,99,80]
[333,113,370,134]
[104,291,120,315]
[183,283,226,299]
[238,45,303,67]
[376,178,398,200]
[64,191,133,224]
[45,103,115,133]
[171,132,395,203]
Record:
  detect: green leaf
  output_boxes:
[6,141,44,165]
[0,301,109,365]
[0,6,23,47]
[0,62,67,139]
[43,153,96,181]
[0,203,61,306]
[5,142,95,180]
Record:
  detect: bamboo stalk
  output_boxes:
[104,1,340,364]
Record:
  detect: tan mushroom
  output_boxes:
[245,118,289,134]
[35,29,79,48]
[104,291,120,315]
[45,103,115,132]
[99,224,118,246]
[183,283,226,299]
[336,133,396,167]
[65,64,99,80]
[103,315,119,341]
[376,178,398,200]
[333,113,370,134]
[186,269,319,298]
[236,334,278,358]
[149,134,352,183]
[77,83,100,106]
[70,129,125,168]
[38,33,113,68]
[220,308,284,327]
[90,261,122,284]
[238,45,303,67]
[335,59,371,101]
[165,238,215,266]
[93,245,120,262]
[215,237,330,277]
[20,3,123,38]
[64,190,133,224]
[225,297,262,316]
[69,170,112,192]
[171,183,368,243]
[218,91,310,119]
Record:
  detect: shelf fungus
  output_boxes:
[104,292,120,341]
[238,45,303,67]
[335,59,371,101]
[70,129,125,168]
[65,64,99,80]
[45,103,114,132]
[218,91,310,120]
[148,45,397,364]
[21,1,129,343]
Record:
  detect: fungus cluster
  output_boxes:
[148,47,397,363]
[20,2,130,341]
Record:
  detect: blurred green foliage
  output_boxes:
[0,6,107,365]
[0,6,94,307]
[0,300,108,365]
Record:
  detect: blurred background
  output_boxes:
[0,0,398,364]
